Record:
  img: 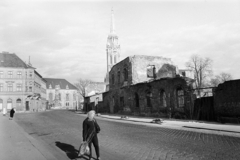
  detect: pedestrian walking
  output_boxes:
[9,108,15,120]
[82,110,101,160]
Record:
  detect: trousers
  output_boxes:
[88,134,100,158]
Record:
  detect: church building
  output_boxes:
[105,8,121,86]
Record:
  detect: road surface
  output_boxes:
[15,110,240,160]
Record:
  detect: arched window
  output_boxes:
[59,93,61,100]
[117,71,120,84]
[7,98,12,110]
[124,68,128,81]
[135,93,139,108]
[177,88,184,108]
[49,93,53,101]
[66,93,69,101]
[112,74,115,84]
[110,55,112,64]
[160,90,167,107]
[146,90,152,108]
[16,98,21,108]
[114,55,117,63]
[0,99,3,110]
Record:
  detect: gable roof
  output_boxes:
[44,78,78,90]
[0,52,35,69]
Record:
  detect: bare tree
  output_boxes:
[210,72,233,87]
[74,78,92,111]
[74,78,92,98]
[186,54,213,90]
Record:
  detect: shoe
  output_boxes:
[97,157,101,160]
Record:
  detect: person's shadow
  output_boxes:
[55,141,90,160]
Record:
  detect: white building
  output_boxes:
[0,52,47,112]
[44,78,79,110]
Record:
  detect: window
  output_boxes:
[0,71,3,78]
[160,90,167,107]
[73,94,76,101]
[7,99,12,110]
[114,55,117,63]
[8,71,13,78]
[177,88,184,108]
[66,93,69,101]
[59,93,61,100]
[112,74,115,84]
[7,83,13,92]
[29,87,32,92]
[25,86,28,92]
[29,71,33,78]
[16,84,22,92]
[0,84,3,92]
[117,71,120,84]
[49,93,53,101]
[110,55,112,64]
[17,71,22,78]
[120,97,124,108]
[135,93,140,108]
[146,91,152,108]
[124,68,128,81]
[16,98,21,107]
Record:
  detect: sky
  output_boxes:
[1,0,240,83]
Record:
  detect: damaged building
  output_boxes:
[99,55,195,118]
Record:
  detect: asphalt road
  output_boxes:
[15,110,240,160]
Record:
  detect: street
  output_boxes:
[15,110,240,160]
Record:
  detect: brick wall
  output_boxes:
[214,79,240,117]
[102,77,194,118]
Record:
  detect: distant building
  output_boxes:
[44,78,79,110]
[0,52,47,112]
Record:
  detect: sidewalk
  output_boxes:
[93,113,240,138]
[0,114,58,160]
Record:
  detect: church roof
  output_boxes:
[0,52,35,69]
[44,78,78,90]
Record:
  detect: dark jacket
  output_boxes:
[82,118,100,141]
[10,109,15,118]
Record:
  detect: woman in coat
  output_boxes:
[82,110,101,160]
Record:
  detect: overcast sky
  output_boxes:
[1,0,240,83]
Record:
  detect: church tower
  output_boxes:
[105,8,120,83]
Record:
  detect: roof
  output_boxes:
[44,78,78,90]
[0,52,35,69]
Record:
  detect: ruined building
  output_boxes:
[101,55,195,118]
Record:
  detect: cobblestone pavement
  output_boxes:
[15,110,240,160]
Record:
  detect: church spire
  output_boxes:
[110,8,115,34]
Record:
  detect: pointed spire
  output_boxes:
[110,8,115,34]
[28,56,32,66]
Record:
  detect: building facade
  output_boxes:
[44,78,79,110]
[109,55,177,90]
[0,52,47,112]
[105,9,121,84]
[100,55,194,118]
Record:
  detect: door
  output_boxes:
[26,101,29,111]
[0,99,3,111]
[7,99,12,110]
